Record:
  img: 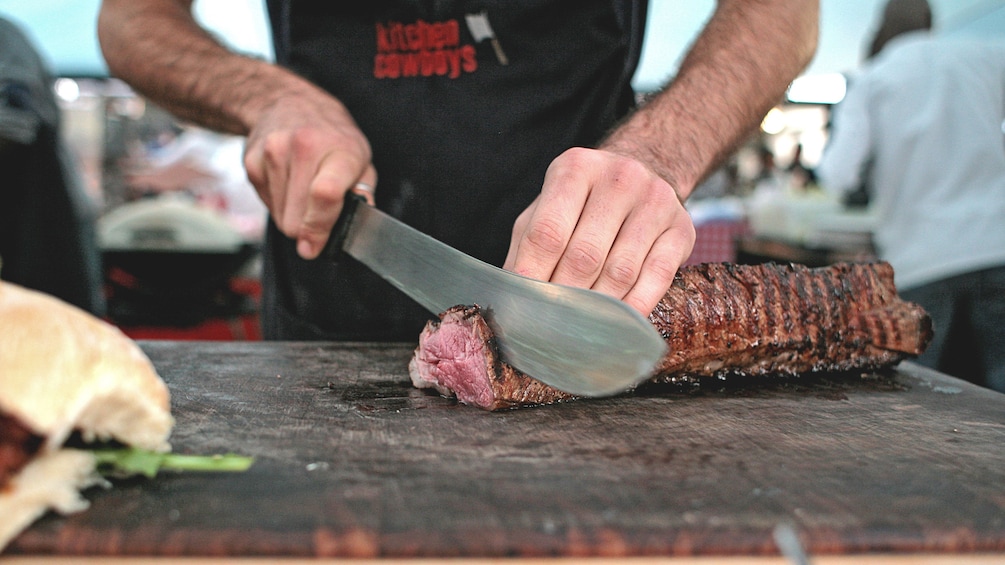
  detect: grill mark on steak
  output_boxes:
[780,268,797,335]
[0,412,43,491]
[747,269,762,330]
[758,267,776,340]
[814,272,834,359]
[409,262,934,410]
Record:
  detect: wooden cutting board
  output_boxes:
[8,341,1005,558]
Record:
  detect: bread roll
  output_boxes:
[0,281,173,549]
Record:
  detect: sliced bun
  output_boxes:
[0,281,174,550]
[0,281,173,451]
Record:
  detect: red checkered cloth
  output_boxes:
[684,219,750,266]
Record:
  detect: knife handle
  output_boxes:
[320,191,365,262]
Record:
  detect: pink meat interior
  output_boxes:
[415,317,495,407]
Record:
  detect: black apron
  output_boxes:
[263,0,647,340]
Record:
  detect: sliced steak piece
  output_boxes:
[408,262,933,410]
[408,306,578,411]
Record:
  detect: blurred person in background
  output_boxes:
[0,16,104,315]
[816,0,1005,392]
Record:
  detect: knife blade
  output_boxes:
[321,194,667,397]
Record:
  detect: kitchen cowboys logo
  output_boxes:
[373,12,507,80]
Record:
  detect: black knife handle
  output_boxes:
[320,191,365,262]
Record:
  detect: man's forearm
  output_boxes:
[98,0,321,136]
[603,0,818,200]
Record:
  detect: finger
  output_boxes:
[349,166,378,206]
[548,176,635,289]
[243,135,277,213]
[503,198,537,272]
[296,161,376,259]
[261,132,300,232]
[506,153,592,281]
[588,183,682,298]
[280,136,318,240]
[620,216,695,316]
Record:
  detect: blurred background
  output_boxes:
[1,0,1002,340]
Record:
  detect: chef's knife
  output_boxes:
[321,194,668,397]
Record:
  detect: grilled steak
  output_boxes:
[409,262,933,410]
[647,261,931,380]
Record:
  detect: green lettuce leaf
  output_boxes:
[91,448,254,478]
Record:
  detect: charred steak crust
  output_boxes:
[410,262,933,410]
[647,262,932,381]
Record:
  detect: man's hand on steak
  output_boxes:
[503,0,818,315]
[243,91,377,260]
[503,147,695,316]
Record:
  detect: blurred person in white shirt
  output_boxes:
[817,0,1005,392]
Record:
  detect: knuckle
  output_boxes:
[309,173,343,204]
[555,146,593,167]
[563,241,605,278]
[657,183,685,208]
[243,158,264,187]
[677,216,697,247]
[547,147,598,182]
[606,158,656,196]
[243,141,269,185]
[241,144,257,169]
[623,294,652,317]
[289,127,320,155]
[523,216,568,256]
[612,155,648,178]
[512,205,533,231]
[646,253,681,286]
[261,131,291,162]
[601,256,641,290]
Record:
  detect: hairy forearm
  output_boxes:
[97,0,325,135]
[603,0,818,200]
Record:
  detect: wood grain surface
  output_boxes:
[7,341,1005,558]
